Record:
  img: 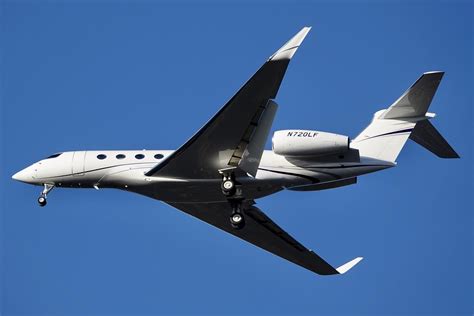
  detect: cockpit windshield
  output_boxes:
[45,153,63,159]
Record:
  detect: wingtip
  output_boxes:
[422,71,445,79]
[269,26,312,61]
[336,257,363,274]
[423,70,444,75]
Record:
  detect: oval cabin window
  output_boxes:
[97,154,107,160]
[135,154,145,160]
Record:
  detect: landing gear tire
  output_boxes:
[37,183,54,207]
[38,196,47,207]
[221,179,236,196]
[230,212,245,229]
[229,199,245,229]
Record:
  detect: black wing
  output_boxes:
[167,201,362,275]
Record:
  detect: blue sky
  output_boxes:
[1,1,472,315]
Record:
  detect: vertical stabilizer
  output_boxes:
[351,111,416,162]
[382,71,444,119]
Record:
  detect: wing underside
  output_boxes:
[168,201,362,276]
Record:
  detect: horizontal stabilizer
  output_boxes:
[410,120,459,158]
[336,257,364,274]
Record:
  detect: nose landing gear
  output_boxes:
[38,196,47,207]
[38,184,54,207]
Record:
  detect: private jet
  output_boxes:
[12,27,459,276]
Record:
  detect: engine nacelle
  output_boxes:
[272,130,350,157]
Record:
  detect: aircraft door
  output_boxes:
[72,151,86,176]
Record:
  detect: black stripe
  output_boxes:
[360,128,414,141]
[37,162,154,180]
[304,164,391,170]
[258,164,391,180]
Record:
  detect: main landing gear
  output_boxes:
[221,173,236,196]
[229,199,245,229]
[38,183,54,207]
[220,168,245,229]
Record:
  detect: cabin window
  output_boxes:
[97,154,107,160]
[135,154,145,160]
[116,154,126,159]
[45,153,63,159]
[154,154,164,159]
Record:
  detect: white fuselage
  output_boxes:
[12,150,394,203]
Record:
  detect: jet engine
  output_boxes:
[272,130,350,157]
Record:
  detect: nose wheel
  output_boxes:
[38,184,54,207]
[38,196,47,207]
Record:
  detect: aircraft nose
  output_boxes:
[12,168,34,183]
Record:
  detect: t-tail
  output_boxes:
[351,71,459,162]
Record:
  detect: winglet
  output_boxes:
[269,26,311,61]
[336,257,364,274]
